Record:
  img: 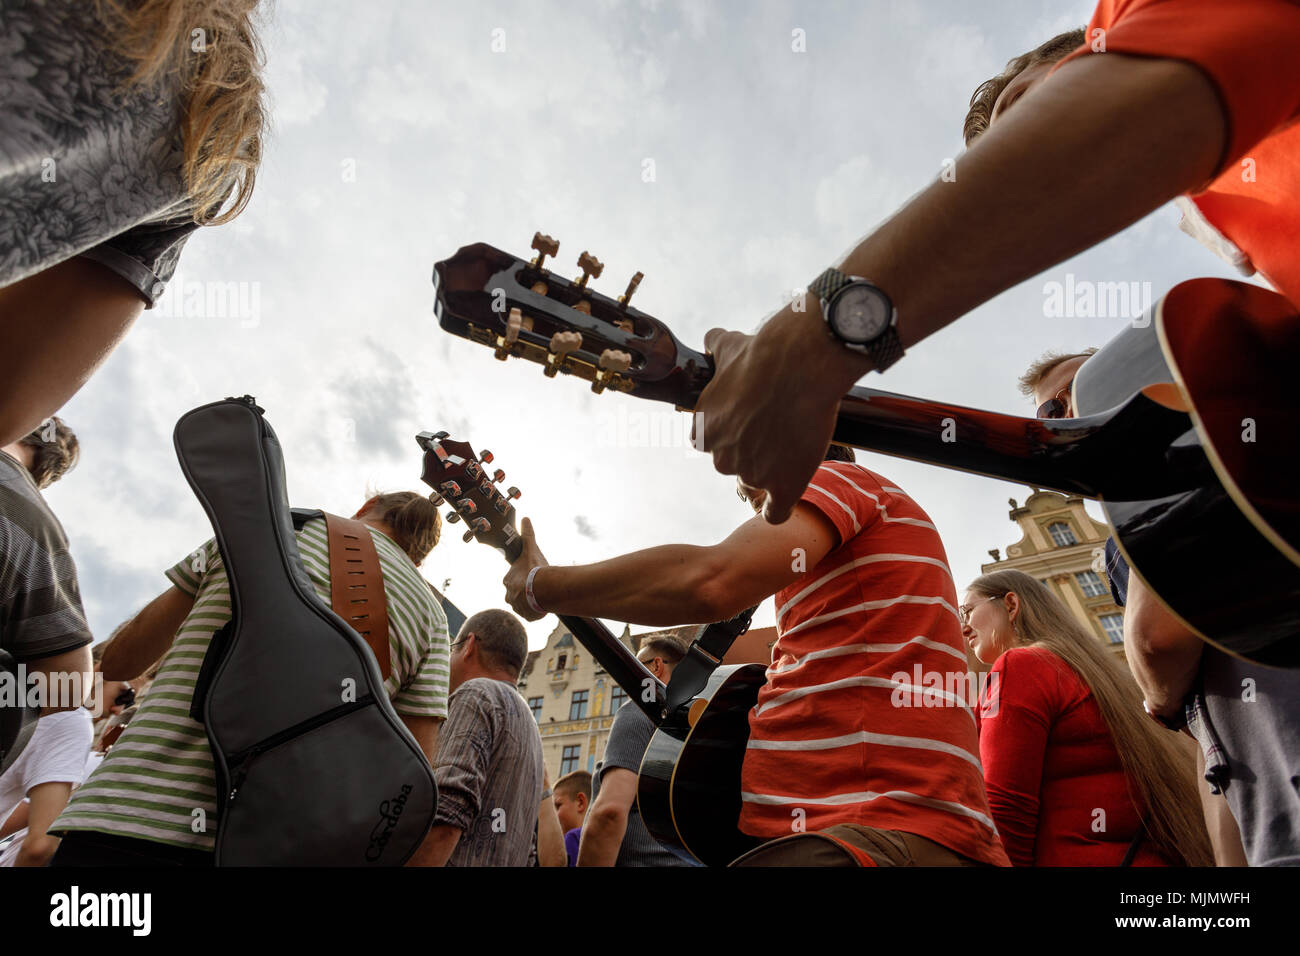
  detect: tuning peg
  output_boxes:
[507,487,521,500]
[445,511,461,524]
[618,271,643,308]
[479,450,494,464]
[575,251,604,289]
[462,529,476,543]
[496,309,525,360]
[531,232,559,270]
[440,480,462,497]
[592,348,633,394]
[455,498,478,515]
[599,349,632,372]
[491,468,505,483]
[545,331,583,378]
[432,430,449,440]
[428,492,445,506]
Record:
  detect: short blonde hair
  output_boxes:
[1017,348,1097,398]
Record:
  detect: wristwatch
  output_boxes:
[808,267,904,371]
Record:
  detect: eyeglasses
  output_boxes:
[958,596,1000,624]
[1036,385,1074,420]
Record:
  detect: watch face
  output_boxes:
[830,284,891,343]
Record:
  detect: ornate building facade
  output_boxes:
[979,488,1126,660]
[516,621,650,780]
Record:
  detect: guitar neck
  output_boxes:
[554,614,665,724]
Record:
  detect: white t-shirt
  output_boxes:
[0,709,93,864]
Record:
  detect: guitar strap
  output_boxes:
[322,513,391,683]
[661,605,760,717]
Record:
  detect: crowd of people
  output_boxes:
[2,0,1298,867]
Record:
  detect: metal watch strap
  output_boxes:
[809,266,852,301]
[808,268,905,372]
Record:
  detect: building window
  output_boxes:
[1047,522,1077,547]
[527,697,543,722]
[560,745,581,775]
[1100,613,1124,644]
[1075,570,1107,598]
[569,690,589,721]
[556,654,567,671]
[610,685,628,713]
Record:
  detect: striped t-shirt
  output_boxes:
[739,462,1010,867]
[53,517,450,851]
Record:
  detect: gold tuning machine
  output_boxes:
[575,251,603,289]
[618,271,643,308]
[546,331,583,377]
[530,232,559,270]
[592,348,632,393]
[495,308,529,360]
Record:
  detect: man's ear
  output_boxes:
[576,791,589,812]
[354,496,379,521]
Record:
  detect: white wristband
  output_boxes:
[525,566,546,616]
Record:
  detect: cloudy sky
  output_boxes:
[51,0,1255,652]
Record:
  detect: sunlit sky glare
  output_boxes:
[52,0,1255,651]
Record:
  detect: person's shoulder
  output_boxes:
[611,700,654,736]
[994,646,1080,699]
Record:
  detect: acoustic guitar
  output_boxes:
[414,432,768,865]
[432,235,1300,667]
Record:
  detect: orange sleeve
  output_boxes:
[1054,0,1300,178]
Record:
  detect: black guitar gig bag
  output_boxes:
[174,397,436,865]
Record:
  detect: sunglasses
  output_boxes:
[1036,384,1074,420]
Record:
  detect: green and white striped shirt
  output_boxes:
[53,517,449,851]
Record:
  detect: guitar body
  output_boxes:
[1073,279,1300,668]
[637,663,766,866]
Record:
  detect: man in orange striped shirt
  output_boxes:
[503,447,1009,867]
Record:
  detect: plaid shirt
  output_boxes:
[433,678,543,867]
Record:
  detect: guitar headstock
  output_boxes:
[433,234,713,409]
[415,431,524,562]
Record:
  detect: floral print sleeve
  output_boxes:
[0,0,198,305]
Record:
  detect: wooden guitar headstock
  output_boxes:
[433,235,713,408]
[415,432,524,561]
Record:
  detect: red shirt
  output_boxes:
[1056,0,1300,306]
[978,646,1171,866]
[739,462,1010,867]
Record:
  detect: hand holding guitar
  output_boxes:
[697,314,869,524]
[503,517,549,622]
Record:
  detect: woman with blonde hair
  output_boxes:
[962,569,1213,867]
[0,0,266,447]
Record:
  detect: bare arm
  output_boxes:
[536,767,567,867]
[99,586,195,682]
[505,504,839,625]
[28,645,93,715]
[696,52,1227,522]
[409,824,462,867]
[576,768,637,867]
[0,258,144,446]
[14,781,73,867]
[1123,574,1203,720]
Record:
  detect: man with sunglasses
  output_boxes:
[1019,347,1297,866]
[577,636,695,867]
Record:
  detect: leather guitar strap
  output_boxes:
[323,513,391,682]
[661,605,760,717]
